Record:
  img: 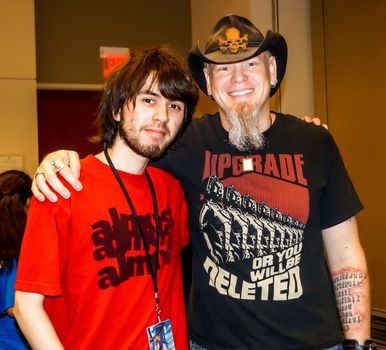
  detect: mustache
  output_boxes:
[146,120,170,134]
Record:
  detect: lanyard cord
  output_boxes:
[104,147,161,321]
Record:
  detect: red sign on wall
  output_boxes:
[100,47,130,79]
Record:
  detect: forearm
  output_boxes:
[14,292,64,350]
[331,262,371,342]
[323,217,371,343]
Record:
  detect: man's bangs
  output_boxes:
[157,70,191,103]
[122,68,156,107]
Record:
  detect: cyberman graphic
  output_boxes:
[242,195,265,257]
[224,185,250,260]
[199,176,305,263]
[199,176,233,263]
[199,151,310,301]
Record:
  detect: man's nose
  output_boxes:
[231,65,247,83]
[153,103,169,124]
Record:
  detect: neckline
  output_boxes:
[214,111,280,138]
[89,155,148,180]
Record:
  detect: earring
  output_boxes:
[271,80,278,89]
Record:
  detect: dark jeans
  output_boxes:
[189,339,343,350]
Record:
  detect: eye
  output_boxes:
[215,65,231,72]
[143,97,155,104]
[169,103,183,111]
[246,58,261,68]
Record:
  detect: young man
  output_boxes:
[30,15,376,350]
[14,48,198,349]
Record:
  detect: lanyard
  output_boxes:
[104,147,162,322]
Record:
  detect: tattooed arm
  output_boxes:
[322,216,371,343]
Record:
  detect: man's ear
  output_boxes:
[268,56,278,85]
[203,66,212,96]
[113,109,121,122]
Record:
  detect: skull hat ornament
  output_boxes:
[188,14,287,96]
[219,27,249,53]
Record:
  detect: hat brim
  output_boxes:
[188,30,287,97]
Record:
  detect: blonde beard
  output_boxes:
[226,103,266,151]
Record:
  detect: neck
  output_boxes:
[95,138,148,174]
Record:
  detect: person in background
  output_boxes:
[0,170,31,350]
[14,47,198,350]
[28,14,376,350]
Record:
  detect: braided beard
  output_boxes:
[226,103,266,151]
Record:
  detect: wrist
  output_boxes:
[343,339,378,350]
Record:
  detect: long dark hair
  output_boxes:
[92,47,198,148]
[0,170,32,271]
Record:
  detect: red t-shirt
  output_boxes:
[16,155,189,349]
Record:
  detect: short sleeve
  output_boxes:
[15,197,71,296]
[319,133,363,229]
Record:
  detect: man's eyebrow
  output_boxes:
[139,90,161,97]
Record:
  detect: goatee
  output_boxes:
[226,103,266,151]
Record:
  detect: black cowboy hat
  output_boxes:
[188,14,287,96]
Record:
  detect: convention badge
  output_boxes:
[146,319,175,350]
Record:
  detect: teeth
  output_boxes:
[229,89,253,96]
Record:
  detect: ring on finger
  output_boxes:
[51,160,65,173]
[35,172,45,179]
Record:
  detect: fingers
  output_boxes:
[31,150,82,202]
[302,116,328,129]
[31,171,49,202]
[303,116,321,126]
[32,162,62,202]
[66,151,82,184]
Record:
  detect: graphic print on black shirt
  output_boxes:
[200,150,309,301]
[90,207,173,289]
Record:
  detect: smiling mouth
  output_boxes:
[228,89,254,97]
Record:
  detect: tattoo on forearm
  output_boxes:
[332,267,368,333]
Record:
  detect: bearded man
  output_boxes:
[14,47,198,350]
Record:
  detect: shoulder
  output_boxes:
[181,113,222,147]
[275,113,333,144]
[79,154,99,171]
[147,166,182,188]
[277,113,324,131]
[146,167,185,203]
[77,155,112,184]
[185,113,219,134]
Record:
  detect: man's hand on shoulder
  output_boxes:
[32,150,82,202]
[302,116,328,130]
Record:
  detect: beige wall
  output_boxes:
[311,0,386,312]
[278,0,314,117]
[0,0,38,176]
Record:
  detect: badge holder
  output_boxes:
[147,319,175,350]
[104,148,176,350]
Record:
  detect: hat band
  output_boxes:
[205,42,261,55]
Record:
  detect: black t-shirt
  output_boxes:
[154,113,363,350]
